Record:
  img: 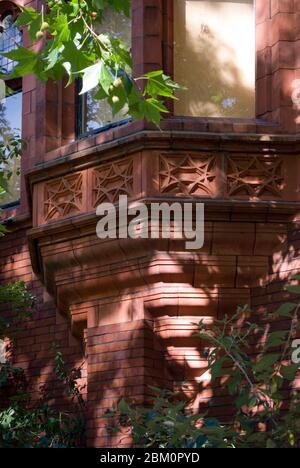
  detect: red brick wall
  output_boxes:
[86,319,168,447]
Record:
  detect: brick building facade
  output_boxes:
[1,0,300,447]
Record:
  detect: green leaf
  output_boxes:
[287,285,300,295]
[15,7,39,27]
[253,353,281,373]
[210,356,226,382]
[144,70,181,99]
[16,7,42,42]
[228,371,241,395]
[118,399,130,413]
[2,47,37,62]
[80,63,102,95]
[1,47,38,79]
[99,64,113,94]
[52,15,71,46]
[281,365,299,381]
[265,330,288,350]
[274,302,297,318]
[236,389,250,409]
[45,47,61,71]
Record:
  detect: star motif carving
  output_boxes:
[44,174,83,221]
[92,158,134,207]
[160,153,217,197]
[227,156,284,199]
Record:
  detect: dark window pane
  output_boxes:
[78,9,132,136]
[81,87,130,134]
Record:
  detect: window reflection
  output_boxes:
[0,90,22,204]
[78,8,132,136]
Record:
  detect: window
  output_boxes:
[77,8,132,137]
[0,8,22,205]
[174,0,255,118]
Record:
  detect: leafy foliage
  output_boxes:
[0,281,34,339]
[0,135,23,204]
[108,388,235,448]
[111,279,300,448]
[2,0,181,127]
[0,352,85,448]
[0,402,84,448]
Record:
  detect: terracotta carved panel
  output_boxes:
[159,153,217,197]
[92,157,134,207]
[44,173,83,222]
[226,154,284,199]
